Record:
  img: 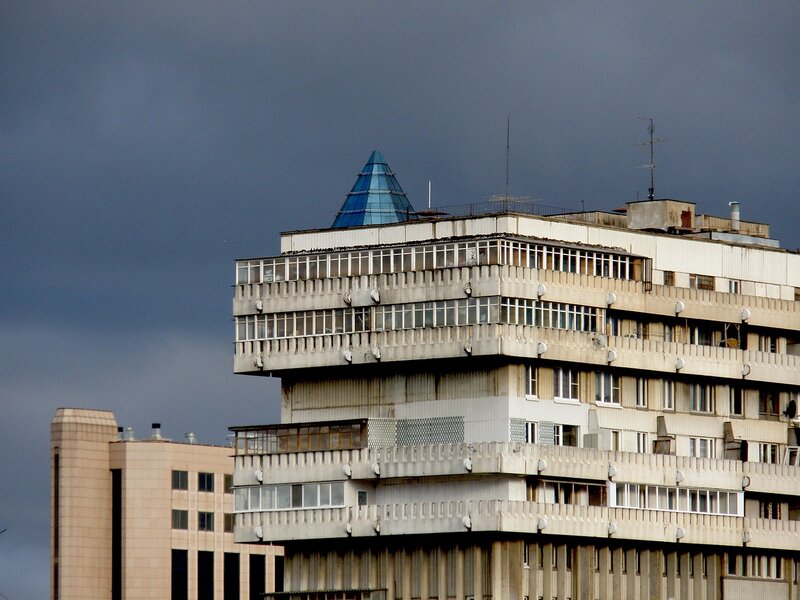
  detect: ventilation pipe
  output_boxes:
[185,432,197,444]
[729,202,740,232]
[117,426,124,441]
[150,423,162,440]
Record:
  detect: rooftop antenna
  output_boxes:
[428,180,431,209]
[636,117,665,201]
[505,116,511,204]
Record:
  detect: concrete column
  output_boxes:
[400,549,411,600]
[472,547,484,598]
[649,550,663,600]
[455,546,464,600]
[438,548,447,600]
[333,552,343,591]
[490,542,501,600]
[665,551,677,600]
[556,544,567,600]
[598,546,610,600]
[625,549,636,600]
[576,545,594,600]
[611,547,623,600]
[420,549,429,600]
[705,552,719,600]
[528,543,539,600]
[692,553,703,600]
[508,541,524,600]
[543,543,554,600]
[639,549,650,600]
[679,552,690,600]
[386,549,395,600]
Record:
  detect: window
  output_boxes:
[525,421,537,444]
[689,273,714,291]
[172,509,188,530]
[759,391,779,419]
[636,378,648,408]
[728,280,741,294]
[198,472,214,493]
[663,380,675,410]
[224,513,234,533]
[554,368,580,401]
[357,491,368,506]
[554,424,578,447]
[234,481,346,512]
[172,470,188,491]
[636,432,649,454]
[690,384,715,414]
[663,271,675,286]
[610,430,620,451]
[198,511,214,532]
[757,335,777,353]
[759,501,781,519]
[755,443,779,464]
[611,483,740,516]
[729,386,743,416]
[595,372,620,405]
[690,437,715,459]
[224,474,233,493]
[526,365,538,398]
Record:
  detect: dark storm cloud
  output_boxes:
[1,2,799,597]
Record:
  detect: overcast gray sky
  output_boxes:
[2,2,799,597]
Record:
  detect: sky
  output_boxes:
[1,2,799,597]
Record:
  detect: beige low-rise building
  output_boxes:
[51,408,282,600]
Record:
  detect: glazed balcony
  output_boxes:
[234,442,800,500]
[235,498,800,552]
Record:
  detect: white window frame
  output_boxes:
[753,442,779,464]
[553,424,578,447]
[636,378,648,408]
[526,365,538,399]
[553,368,580,402]
[636,432,649,454]
[663,380,675,410]
[690,384,716,414]
[689,437,716,459]
[595,372,621,405]
[525,421,537,444]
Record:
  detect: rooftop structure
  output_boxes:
[232,155,800,599]
[331,150,417,228]
[50,408,282,600]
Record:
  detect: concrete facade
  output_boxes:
[231,201,800,599]
[51,408,282,600]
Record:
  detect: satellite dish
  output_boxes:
[783,399,797,420]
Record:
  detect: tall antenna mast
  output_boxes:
[637,117,664,201]
[505,116,510,202]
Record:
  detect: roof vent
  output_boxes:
[185,432,197,444]
[150,423,162,440]
[122,426,135,442]
[729,201,740,232]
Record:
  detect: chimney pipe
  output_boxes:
[729,201,740,232]
[151,422,162,440]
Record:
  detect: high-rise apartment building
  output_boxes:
[231,152,800,599]
[51,408,282,600]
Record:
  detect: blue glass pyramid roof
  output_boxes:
[332,150,417,228]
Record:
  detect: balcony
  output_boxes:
[235,498,800,552]
[234,442,800,503]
